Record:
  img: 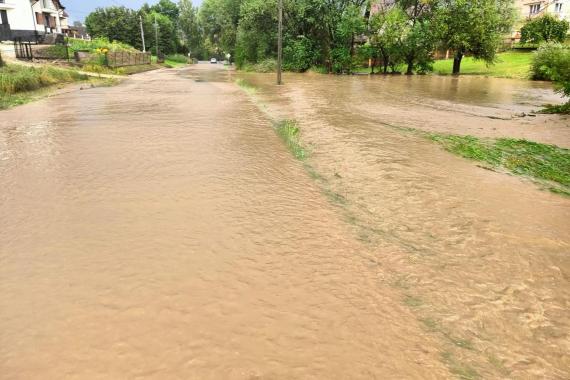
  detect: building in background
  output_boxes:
[0,0,67,42]
[516,0,568,21]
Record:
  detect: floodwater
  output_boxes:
[241,71,570,378]
[0,64,568,379]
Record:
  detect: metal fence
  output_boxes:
[106,51,151,68]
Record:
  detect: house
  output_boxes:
[516,0,569,21]
[0,0,67,42]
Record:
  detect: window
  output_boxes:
[0,10,7,25]
[530,3,541,15]
[554,3,563,13]
[36,12,43,24]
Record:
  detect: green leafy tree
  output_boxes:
[85,7,142,49]
[332,4,366,73]
[143,11,177,55]
[369,7,408,74]
[142,0,180,22]
[436,0,515,75]
[398,0,437,75]
[179,0,204,58]
[520,14,569,45]
[199,0,242,59]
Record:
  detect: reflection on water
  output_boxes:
[1,65,569,379]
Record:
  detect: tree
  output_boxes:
[146,0,180,22]
[332,4,366,73]
[369,7,408,74]
[199,0,242,59]
[436,0,514,75]
[520,14,569,45]
[235,0,277,67]
[397,0,437,75]
[85,7,142,49]
[179,0,204,57]
[143,11,177,55]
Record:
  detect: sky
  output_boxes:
[63,0,203,23]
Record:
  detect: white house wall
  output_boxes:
[2,1,35,31]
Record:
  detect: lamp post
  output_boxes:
[140,15,146,52]
[277,0,283,85]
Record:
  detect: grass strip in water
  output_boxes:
[274,120,307,160]
[428,133,570,196]
[539,102,570,115]
[235,78,258,95]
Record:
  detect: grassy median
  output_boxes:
[428,133,570,195]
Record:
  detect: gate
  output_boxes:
[14,38,34,60]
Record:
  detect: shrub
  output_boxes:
[521,15,569,45]
[531,43,570,98]
[283,36,318,72]
[67,37,136,54]
[241,58,276,73]
[165,54,189,63]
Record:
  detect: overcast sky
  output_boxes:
[64,0,204,22]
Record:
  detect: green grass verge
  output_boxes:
[428,133,570,195]
[433,51,534,79]
[0,76,119,110]
[0,64,87,94]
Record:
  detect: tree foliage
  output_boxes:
[521,15,570,45]
[82,0,517,75]
[85,6,142,50]
[435,0,515,74]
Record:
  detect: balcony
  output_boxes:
[37,0,59,14]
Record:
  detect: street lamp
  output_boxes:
[277,0,283,85]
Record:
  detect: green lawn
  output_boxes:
[433,51,534,79]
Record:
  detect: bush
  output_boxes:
[241,58,276,73]
[283,36,318,72]
[67,37,136,54]
[521,15,569,45]
[531,43,570,98]
[165,54,189,63]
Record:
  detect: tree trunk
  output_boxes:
[406,59,414,75]
[452,52,463,75]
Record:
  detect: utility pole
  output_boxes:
[154,14,160,59]
[140,15,146,52]
[277,0,283,85]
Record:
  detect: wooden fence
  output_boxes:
[106,51,151,68]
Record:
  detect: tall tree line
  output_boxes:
[85,0,516,74]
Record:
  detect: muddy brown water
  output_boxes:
[0,64,568,379]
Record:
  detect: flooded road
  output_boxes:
[1,64,569,379]
[1,65,449,379]
[241,71,570,378]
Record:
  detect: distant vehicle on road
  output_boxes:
[210,58,218,64]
